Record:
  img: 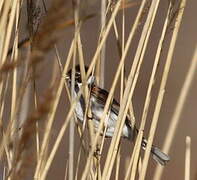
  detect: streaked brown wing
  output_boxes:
[91,86,120,114]
[91,85,133,128]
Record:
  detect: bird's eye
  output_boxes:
[75,73,80,78]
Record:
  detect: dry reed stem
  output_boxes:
[185,136,191,180]
[36,34,88,179]
[153,34,196,180]
[10,2,20,130]
[0,0,64,175]
[55,48,88,163]
[76,24,100,176]
[0,0,4,12]
[125,138,140,179]
[99,0,107,88]
[70,46,76,180]
[81,0,148,178]
[115,147,121,180]
[114,3,126,177]
[128,0,170,178]
[113,11,135,127]
[129,3,171,180]
[81,1,122,179]
[0,2,24,174]
[77,36,96,144]
[77,36,97,157]
[0,0,18,65]
[86,0,121,78]
[32,1,74,178]
[55,45,88,155]
[34,49,72,179]
[1,1,20,172]
[0,2,19,158]
[39,91,83,180]
[140,0,187,179]
[0,0,11,60]
[74,148,82,180]
[69,2,79,178]
[64,159,69,180]
[127,131,143,180]
[74,36,87,179]
[102,0,162,177]
[55,39,90,178]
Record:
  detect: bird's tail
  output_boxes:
[141,138,170,166]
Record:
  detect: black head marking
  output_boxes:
[66,65,89,83]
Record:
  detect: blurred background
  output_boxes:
[2,0,197,179]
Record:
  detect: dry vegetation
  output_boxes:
[0,0,196,180]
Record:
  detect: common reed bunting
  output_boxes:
[66,65,170,165]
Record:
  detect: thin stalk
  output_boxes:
[0,0,18,64]
[81,1,122,179]
[9,1,20,174]
[128,3,171,179]
[102,0,161,177]
[100,0,106,88]
[185,136,191,180]
[0,0,11,59]
[69,33,76,180]
[64,160,69,180]
[81,0,146,178]
[139,0,187,179]
[153,28,196,180]
[34,39,73,179]
[39,90,84,180]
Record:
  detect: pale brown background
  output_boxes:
[7,0,197,179]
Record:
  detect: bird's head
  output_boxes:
[66,65,95,87]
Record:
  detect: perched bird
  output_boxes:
[66,65,170,165]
